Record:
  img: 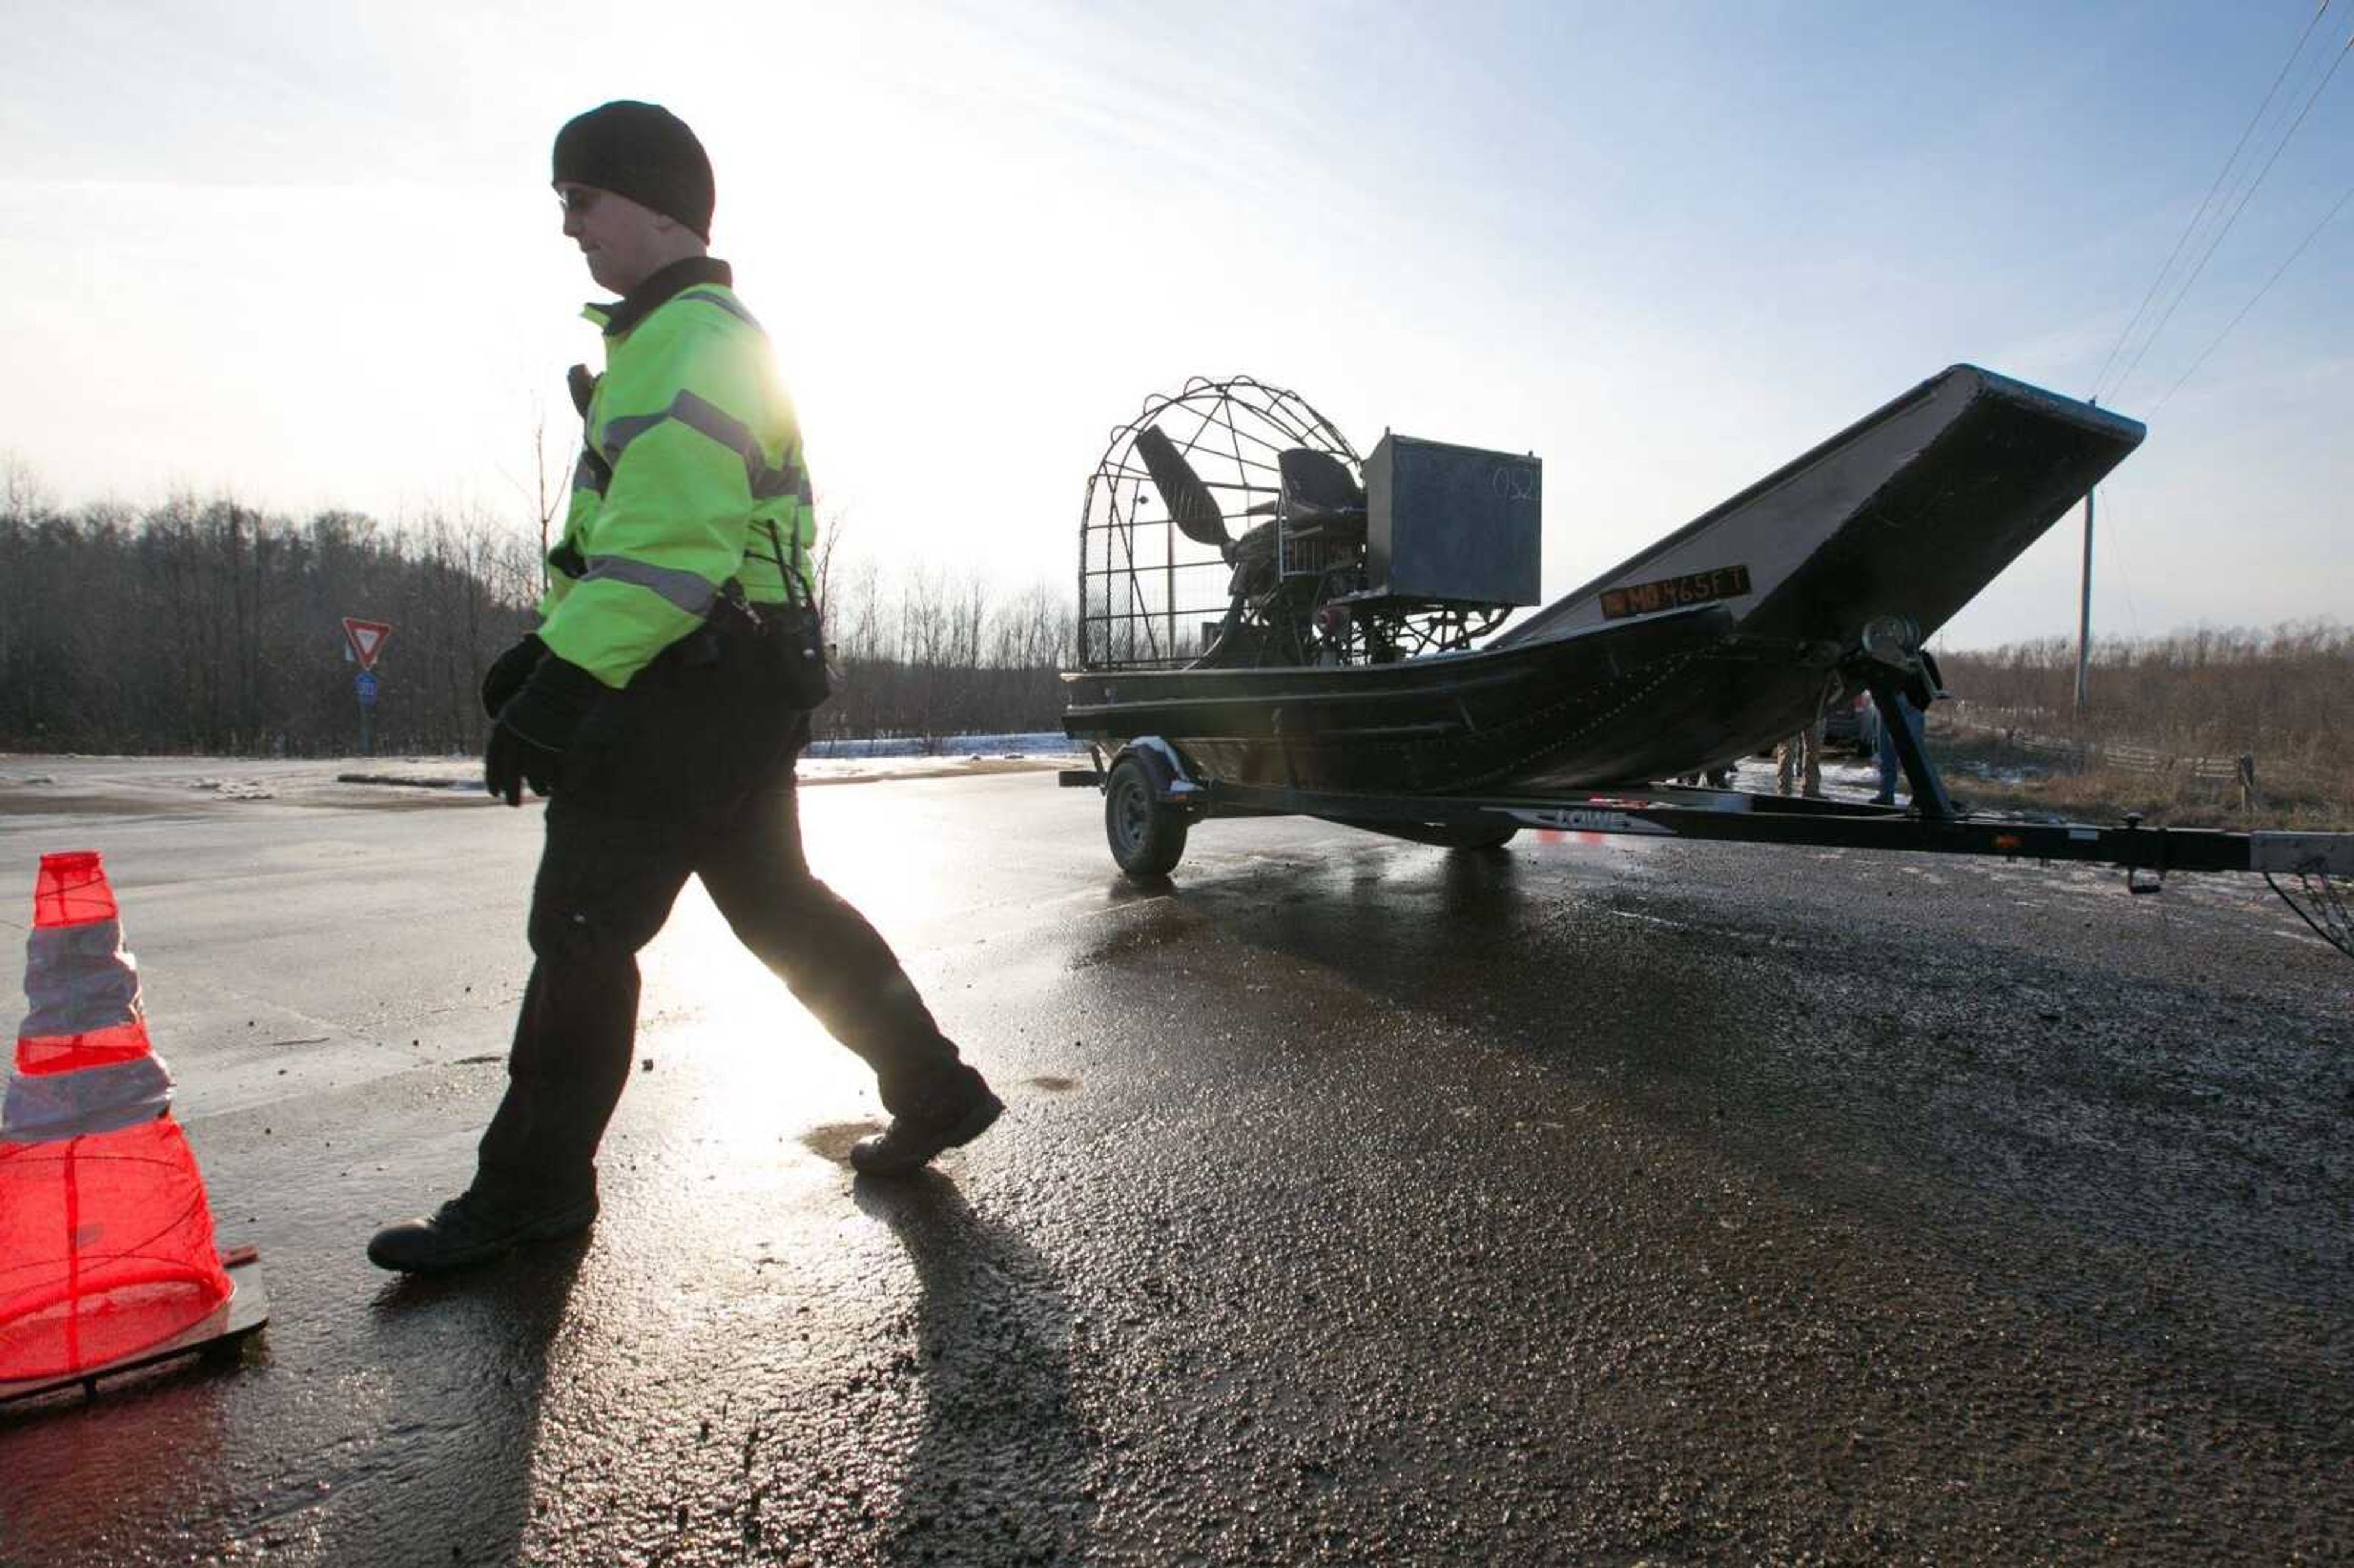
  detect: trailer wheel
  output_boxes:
[1106,755,1189,877]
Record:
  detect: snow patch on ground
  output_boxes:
[318,736,1089,794]
[1729,753,1895,805]
[188,777,279,800]
[801,731,1069,759]
[324,734,1092,793]
[0,738,1089,812]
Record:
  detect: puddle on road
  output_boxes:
[1026,1075,1079,1093]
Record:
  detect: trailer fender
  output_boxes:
[1110,737,1204,808]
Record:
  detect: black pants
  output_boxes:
[475,623,970,1206]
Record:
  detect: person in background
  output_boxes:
[369,101,1000,1275]
[1871,649,1945,807]
[1773,719,1824,799]
[1870,696,1920,805]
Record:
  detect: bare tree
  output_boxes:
[812,501,851,614]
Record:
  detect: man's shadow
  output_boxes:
[312,1237,589,1567]
[854,1173,1096,1565]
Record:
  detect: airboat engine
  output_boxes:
[1076,376,1543,672]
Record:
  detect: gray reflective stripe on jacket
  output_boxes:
[679,287,763,332]
[1,1053,173,1143]
[21,921,140,1038]
[601,390,807,502]
[577,554,718,617]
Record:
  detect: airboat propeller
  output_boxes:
[1130,425,1235,554]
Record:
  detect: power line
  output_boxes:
[2149,174,2354,416]
[2090,0,2333,402]
[2108,21,2353,406]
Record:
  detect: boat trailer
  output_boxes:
[1062,724,2354,962]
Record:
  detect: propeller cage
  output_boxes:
[1076,376,1531,672]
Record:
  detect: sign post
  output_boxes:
[354,671,379,756]
[341,618,393,756]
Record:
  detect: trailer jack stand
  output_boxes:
[1864,678,1955,820]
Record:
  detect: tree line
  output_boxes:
[0,467,1076,756]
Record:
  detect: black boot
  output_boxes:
[367,1187,599,1273]
[851,1071,1004,1178]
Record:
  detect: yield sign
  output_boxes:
[341,617,394,671]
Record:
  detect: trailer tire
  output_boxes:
[1106,754,1189,877]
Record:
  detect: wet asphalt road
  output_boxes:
[1,760,2349,1565]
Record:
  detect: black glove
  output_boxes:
[484,655,602,806]
[479,634,546,720]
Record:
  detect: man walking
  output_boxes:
[371,101,1000,1274]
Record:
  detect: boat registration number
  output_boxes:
[1600,564,1752,620]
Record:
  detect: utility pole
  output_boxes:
[2074,399,2097,714]
[2073,484,2094,712]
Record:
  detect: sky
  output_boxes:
[1,0,2347,649]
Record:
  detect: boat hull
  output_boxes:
[1063,606,1742,795]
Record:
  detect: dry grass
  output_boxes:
[1927,723,2346,830]
[1932,622,2354,829]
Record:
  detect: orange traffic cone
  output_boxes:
[0,851,239,1383]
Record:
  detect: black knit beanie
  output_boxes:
[552,101,714,241]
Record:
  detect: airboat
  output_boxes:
[1059,368,2354,959]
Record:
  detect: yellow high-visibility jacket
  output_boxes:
[538,257,817,690]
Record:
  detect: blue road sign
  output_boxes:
[355,671,379,708]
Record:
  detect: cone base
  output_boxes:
[0,1255,267,1407]
[0,1118,235,1378]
